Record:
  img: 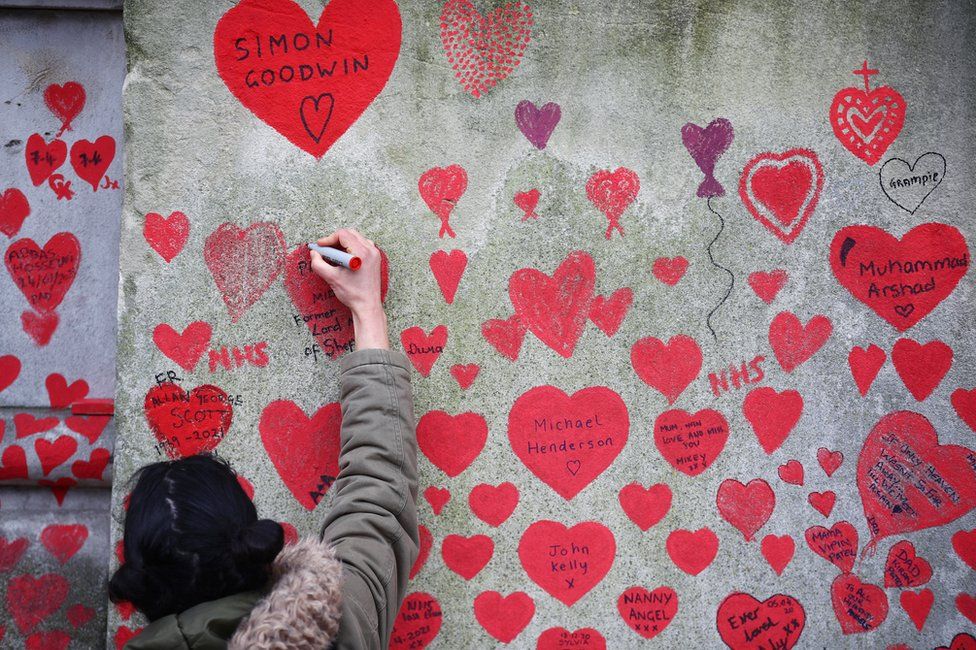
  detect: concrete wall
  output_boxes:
[112,0,976,648]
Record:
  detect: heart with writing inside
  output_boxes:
[654,409,728,477]
[214,0,401,157]
[70,136,116,190]
[831,574,888,634]
[739,149,824,244]
[537,627,605,650]
[389,593,442,650]
[519,520,615,606]
[5,233,81,313]
[617,586,678,640]
[805,521,858,573]
[144,383,234,458]
[24,134,67,186]
[716,593,806,649]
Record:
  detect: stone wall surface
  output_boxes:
[113,0,976,648]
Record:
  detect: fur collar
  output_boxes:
[228,538,344,649]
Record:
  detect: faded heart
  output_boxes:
[204,222,286,323]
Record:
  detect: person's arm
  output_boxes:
[310,229,419,649]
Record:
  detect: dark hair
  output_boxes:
[109,454,283,620]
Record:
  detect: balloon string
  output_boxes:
[705,197,734,342]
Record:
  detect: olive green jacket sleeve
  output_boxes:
[320,348,420,650]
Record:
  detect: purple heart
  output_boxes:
[682,118,734,198]
[515,100,561,150]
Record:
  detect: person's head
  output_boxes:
[108,454,284,620]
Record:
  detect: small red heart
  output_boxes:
[400,325,448,377]
[808,491,836,518]
[817,447,844,477]
[71,448,111,481]
[442,534,493,580]
[618,482,671,531]
[760,534,794,575]
[468,482,518,527]
[26,630,70,650]
[21,311,59,346]
[409,525,433,579]
[884,540,932,588]
[806,521,858,573]
[952,389,976,433]
[957,593,976,624]
[892,338,953,401]
[35,436,78,476]
[423,486,451,515]
[716,478,775,541]
[0,446,29,481]
[0,188,30,237]
[716,592,806,649]
[653,409,728,477]
[481,314,526,360]
[44,82,86,130]
[40,524,88,564]
[39,478,76,505]
[449,363,480,390]
[144,211,190,263]
[666,528,718,575]
[65,415,111,445]
[586,168,640,239]
[417,411,487,477]
[24,134,67,186]
[152,322,213,372]
[0,536,29,572]
[0,354,21,394]
[630,335,702,404]
[418,165,467,237]
[900,589,934,631]
[429,249,468,304]
[14,413,59,439]
[617,586,678,640]
[768,312,832,373]
[740,149,823,243]
[514,189,541,220]
[45,373,89,409]
[473,591,534,644]
[588,288,632,337]
[743,387,804,454]
[848,344,886,396]
[832,574,888,634]
[66,603,95,628]
[777,460,804,486]
[952,530,976,571]
[114,626,142,650]
[748,269,788,303]
[652,256,688,286]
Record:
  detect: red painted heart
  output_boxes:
[830,85,906,165]
[46,373,89,409]
[70,136,116,190]
[848,344,886,396]
[768,312,832,373]
[519,520,615,606]
[6,573,70,633]
[35,436,78,476]
[5,233,81,313]
[417,411,487,478]
[40,524,88,564]
[952,388,976,433]
[144,383,234,459]
[716,478,775,541]
[586,168,640,239]
[24,134,67,186]
[631,335,702,404]
[808,491,836,518]
[666,528,718,575]
[652,256,688,286]
[423,486,450,515]
[0,188,30,237]
[618,482,671,531]
[14,414,59,439]
[743,387,803,454]
[44,82,86,131]
[805,521,858,573]
[891,338,952,401]
[71,448,111,481]
[204,222,286,323]
[0,536,29,572]
[144,211,190,263]
[153,322,213,372]
[953,530,976,571]
[739,149,823,244]
[777,460,804,486]
[400,326,447,377]
[468,482,518,527]
[537,627,605,650]
[760,535,795,576]
[449,363,480,390]
[884,540,932,588]
[389,592,442,650]
[429,249,467,304]
[716,592,806,649]
[481,314,526,360]
[442,534,493,580]
[514,188,540,220]
[831,574,888,634]
[0,355,20,394]
[418,165,467,238]
[473,591,534,644]
[617,586,678,640]
[21,310,59,346]
[588,288,632,337]
[817,447,844,477]
[748,269,788,303]
[653,409,728,476]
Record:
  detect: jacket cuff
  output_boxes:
[339,348,412,374]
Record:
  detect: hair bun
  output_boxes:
[230,519,284,565]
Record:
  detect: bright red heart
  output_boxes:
[952,389,976,433]
[519,521,615,606]
[114,626,142,650]
[777,460,804,486]
[429,249,467,304]
[652,256,688,286]
[0,189,30,237]
[831,574,888,634]
[586,168,640,239]
[900,589,933,631]
[46,373,89,409]
[858,411,976,544]
[631,335,702,404]
[21,310,59,346]
[442,534,493,580]
[400,325,448,377]
[5,233,81,313]
[537,627,606,650]
[153,322,213,372]
[848,344,886,396]
[24,134,67,186]
[739,149,823,243]
[65,415,110,444]
[26,630,70,650]
[957,594,976,624]
[6,573,70,633]
[71,448,111,481]
[768,312,832,373]
[666,528,718,576]
[817,447,844,477]
[830,223,969,331]
[449,363,480,390]
[481,314,526,360]
[805,522,858,573]
[743,387,803,454]
[389,592,442,650]
[423,486,450,515]
[0,446,29,481]
[617,586,678,640]
[35,436,78,476]
[716,593,806,649]
[44,82,86,131]
[144,211,190,263]
[509,250,596,358]
[66,603,95,628]
[884,540,932,588]
[514,188,540,220]
[40,524,88,564]
[284,244,389,358]
[144,383,234,459]
[508,385,629,500]
[468,482,518,527]
[653,409,728,476]
[214,0,401,157]
[204,222,286,323]
[418,165,467,237]
[440,0,533,98]
[473,591,534,644]
[14,413,59,438]
[0,536,29,572]
[0,355,20,393]
[588,288,632,337]
[953,530,976,571]
[70,136,116,190]
[716,478,775,541]
[410,525,432,580]
[416,411,487,477]
[808,491,836,518]
[618,482,671,531]
[831,85,906,165]
[891,338,953,401]
[259,400,340,510]
[760,535,795,575]
[748,269,788,303]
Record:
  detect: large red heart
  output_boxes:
[617,586,678,640]
[468,482,518,527]
[509,250,596,358]
[537,627,605,650]
[440,0,533,98]
[831,574,888,634]
[44,82,86,131]
[666,528,718,575]
[24,134,67,186]
[653,409,728,476]
[768,312,832,373]
[5,233,81,313]
[804,521,858,573]
[258,400,340,510]
[417,411,487,477]
[830,85,906,165]
[716,593,806,649]
[389,593,442,650]
[473,591,534,644]
[739,149,823,244]
[884,540,932,588]
[153,322,213,372]
[144,211,190,263]
[518,521,615,606]
[284,245,388,359]
[618,482,671,531]
[830,223,969,331]
[214,0,401,157]
[742,387,803,454]
[0,188,30,237]
[144,383,234,459]
[901,588,934,632]
[891,338,953,401]
[40,524,88,564]
[204,222,286,323]
[630,335,702,404]
[6,573,69,633]
[858,410,976,544]
[508,385,629,500]
[70,136,116,191]
[716,478,775,541]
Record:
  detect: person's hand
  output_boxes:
[310,228,389,351]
